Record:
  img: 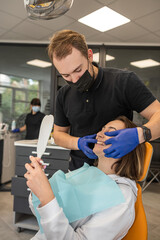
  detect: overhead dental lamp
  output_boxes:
[24,0,74,20]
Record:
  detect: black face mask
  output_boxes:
[66,69,95,93]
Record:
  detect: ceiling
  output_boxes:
[0,0,159,85]
[0,0,160,45]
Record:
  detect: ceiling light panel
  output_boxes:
[130,59,160,68]
[78,6,130,32]
[27,59,52,68]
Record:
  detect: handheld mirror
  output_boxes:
[37,115,54,159]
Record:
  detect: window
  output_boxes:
[0,74,39,127]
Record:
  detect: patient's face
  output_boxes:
[93,120,125,158]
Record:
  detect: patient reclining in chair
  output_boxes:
[24,116,146,240]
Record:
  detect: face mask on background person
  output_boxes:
[32,106,40,112]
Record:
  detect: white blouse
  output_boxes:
[29,175,137,240]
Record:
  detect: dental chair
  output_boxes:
[123,142,153,240]
[142,140,160,191]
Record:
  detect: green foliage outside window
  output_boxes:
[0,74,39,127]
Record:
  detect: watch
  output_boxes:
[141,126,152,142]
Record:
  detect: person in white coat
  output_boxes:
[24,116,146,240]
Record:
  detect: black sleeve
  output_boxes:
[54,90,70,127]
[124,72,156,113]
[25,114,29,125]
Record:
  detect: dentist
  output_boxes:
[48,30,160,170]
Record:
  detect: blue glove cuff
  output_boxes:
[12,128,20,133]
[77,137,81,150]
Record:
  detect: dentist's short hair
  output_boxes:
[48,30,88,62]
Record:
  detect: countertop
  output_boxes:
[14,139,69,150]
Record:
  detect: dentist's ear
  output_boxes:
[88,49,93,62]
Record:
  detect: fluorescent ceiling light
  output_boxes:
[27,59,52,68]
[106,54,115,61]
[130,59,160,68]
[78,6,130,32]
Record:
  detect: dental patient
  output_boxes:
[24,116,146,240]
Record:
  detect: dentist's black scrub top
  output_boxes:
[54,66,156,170]
[25,111,45,140]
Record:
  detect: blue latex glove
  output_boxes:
[78,134,98,159]
[12,128,20,133]
[103,128,139,159]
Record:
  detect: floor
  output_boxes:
[0,182,159,240]
[142,183,160,240]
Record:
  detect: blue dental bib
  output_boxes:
[32,163,125,233]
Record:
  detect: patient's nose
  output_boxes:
[96,130,105,140]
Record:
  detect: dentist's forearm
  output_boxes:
[138,110,160,143]
[144,110,160,140]
[53,131,79,150]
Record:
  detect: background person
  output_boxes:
[24,116,146,240]
[12,98,45,139]
[48,30,160,171]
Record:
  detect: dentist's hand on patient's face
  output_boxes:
[24,156,54,206]
[103,128,139,158]
[78,134,98,159]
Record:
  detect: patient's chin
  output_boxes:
[93,144,104,156]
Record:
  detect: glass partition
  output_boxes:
[105,47,160,125]
[0,43,51,128]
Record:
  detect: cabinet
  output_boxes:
[0,132,21,186]
[11,140,70,232]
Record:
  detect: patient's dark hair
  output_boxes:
[95,116,146,181]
